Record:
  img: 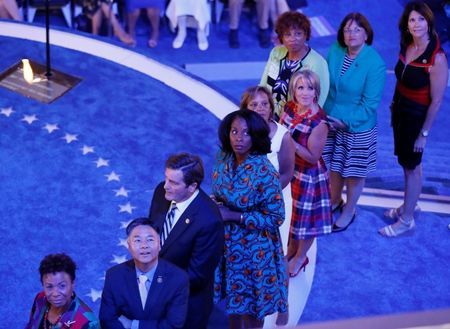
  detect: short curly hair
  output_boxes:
[39,253,77,282]
[275,11,311,44]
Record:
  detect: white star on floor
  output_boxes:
[119,202,136,214]
[106,171,120,182]
[95,157,109,168]
[21,114,38,124]
[114,186,129,197]
[111,254,127,264]
[43,123,59,133]
[118,238,128,249]
[86,288,102,302]
[62,133,78,144]
[81,145,95,155]
[120,220,133,229]
[0,107,14,117]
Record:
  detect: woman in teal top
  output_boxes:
[322,12,386,232]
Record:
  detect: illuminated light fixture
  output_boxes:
[22,59,34,84]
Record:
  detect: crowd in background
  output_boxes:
[19,0,449,328]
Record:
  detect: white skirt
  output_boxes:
[166,0,211,30]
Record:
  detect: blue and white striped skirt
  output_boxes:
[322,126,377,178]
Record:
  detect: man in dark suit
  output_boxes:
[99,218,189,329]
[149,153,224,329]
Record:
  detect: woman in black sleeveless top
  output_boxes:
[379,1,448,237]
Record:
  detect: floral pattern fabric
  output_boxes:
[212,152,288,319]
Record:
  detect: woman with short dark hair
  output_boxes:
[212,110,288,328]
[260,11,329,120]
[323,12,386,233]
[25,253,99,329]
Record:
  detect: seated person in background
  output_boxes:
[126,0,165,48]
[25,253,100,329]
[268,0,289,44]
[228,0,271,48]
[166,0,210,50]
[80,0,135,46]
[0,0,22,20]
[99,217,189,329]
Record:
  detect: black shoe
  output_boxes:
[258,28,270,48]
[229,29,240,48]
[332,213,356,233]
[332,199,344,213]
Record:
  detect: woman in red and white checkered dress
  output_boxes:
[279,69,332,277]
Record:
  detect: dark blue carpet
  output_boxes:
[1,0,450,326]
[0,35,220,328]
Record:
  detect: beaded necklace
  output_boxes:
[291,105,312,127]
[43,307,63,329]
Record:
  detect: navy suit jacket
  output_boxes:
[99,259,189,329]
[149,183,224,329]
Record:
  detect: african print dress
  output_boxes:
[212,152,288,319]
[280,101,332,240]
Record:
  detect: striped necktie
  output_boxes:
[161,202,177,245]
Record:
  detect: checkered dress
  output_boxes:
[280,102,333,240]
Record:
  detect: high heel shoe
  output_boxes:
[289,257,309,278]
[379,215,415,237]
[332,212,356,233]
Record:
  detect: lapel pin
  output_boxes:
[157,276,163,283]
[422,59,427,64]
[185,218,190,224]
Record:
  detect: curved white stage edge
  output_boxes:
[0,21,317,327]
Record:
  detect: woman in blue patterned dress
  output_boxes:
[212,110,288,329]
[279,70,332,277]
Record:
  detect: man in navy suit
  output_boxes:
[99,218,189,329]
[149,153,224,329]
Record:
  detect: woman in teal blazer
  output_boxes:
[322,12,386,232]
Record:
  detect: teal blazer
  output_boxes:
[324,42,386,132]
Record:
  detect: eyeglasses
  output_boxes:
[282,31,304,39]
[248,101,270,109]
[343,27,364,35]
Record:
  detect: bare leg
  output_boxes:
[127,9,140,39]
[335,177,365,227]
[0,0,22,20]
[385,167,420,218]
[329,171,345,208]
[91,8,103,35]
[146,7,160,47]
[100,2,135,45]
[288,238,313,276]
[256,0,269,29]
[228,0,244,29]
[382,165,421,235]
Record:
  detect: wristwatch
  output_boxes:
[421,129,429,137]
